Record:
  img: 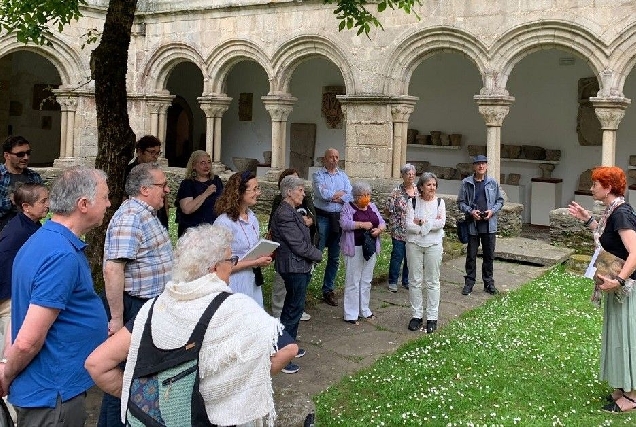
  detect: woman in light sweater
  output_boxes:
[405,172,446,333]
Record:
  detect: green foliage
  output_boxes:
[316,267,635,425]
[325,0,421,36]
[0,0,86,45]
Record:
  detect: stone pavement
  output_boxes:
[272,236,572,426]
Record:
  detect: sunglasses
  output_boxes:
[9,150,31,158]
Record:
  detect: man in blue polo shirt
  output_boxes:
[0,166,110,426]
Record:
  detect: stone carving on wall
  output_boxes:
[577,77,602,146]
[321,86,345,129]
[238,93,253,121]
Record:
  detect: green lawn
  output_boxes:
[313,266,634,426]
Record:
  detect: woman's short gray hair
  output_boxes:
[400,164,416,175]
[172,224,233,282]
[417,172,438,189]
[125,163,161,196]
[351,181,372,197]
[280,175,305,199]
[49,167,107,215]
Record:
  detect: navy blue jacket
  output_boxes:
[0,212,41,300]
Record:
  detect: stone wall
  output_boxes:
[36,167,523,236]
[549,208,595,255]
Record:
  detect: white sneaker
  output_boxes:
[388,284,398,293]
[300,312,311,321]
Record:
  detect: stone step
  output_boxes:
[493,236,574,267]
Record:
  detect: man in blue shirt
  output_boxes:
[312,148,352,306]
[0,167,110,426]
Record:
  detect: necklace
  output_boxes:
[238,213,258,247]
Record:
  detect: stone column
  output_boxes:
[146,94,174,157]
[390,96,417,178]
[336,95,394,179]
[52,91,79,165]
[198,95,232,171]
[474,95,515,182]
[590,97,631,166]
[262,95,296,178]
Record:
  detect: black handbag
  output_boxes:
[362,230,376,261]
[457,218,470,244]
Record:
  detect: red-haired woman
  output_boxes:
[568,166,636,413]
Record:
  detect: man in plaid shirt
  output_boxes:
[99,162,173,426]
[0,136,43,231]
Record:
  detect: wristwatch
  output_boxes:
[616,276,626,287]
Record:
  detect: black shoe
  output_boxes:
[461,284,473,295]
[323,291,338,306]
[426,320,437,334]
[408,317,423,331]
[484,285,499,295]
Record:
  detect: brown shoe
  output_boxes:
[323,291,338,306]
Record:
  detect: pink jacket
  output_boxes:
[339,202,385,257]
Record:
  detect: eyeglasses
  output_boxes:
[8,150,31,158]
[145,149,162,156]
[150,182,168,189]
[246,186,261,193]
[223,256,239,266]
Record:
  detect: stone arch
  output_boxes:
[383,27,489,96]
[270,35,355,94]
[0,34,86,87]
[608,22,636,95]
[140,43,206,92]
[206,39,272,94]
[491,20,608,91]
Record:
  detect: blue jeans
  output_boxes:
[388,238,408,286]
[279,272,311,340]
[317,214,341,295]
[98,292,148,427]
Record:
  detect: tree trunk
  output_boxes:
[85,0,138,290]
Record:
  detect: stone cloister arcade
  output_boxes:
[1,3,636,221]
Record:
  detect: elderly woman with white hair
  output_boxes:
[385,163,418,292]
[85,224,298,426]
[339,181,386,325]
[406,172,446,334]
[270,175,323,374]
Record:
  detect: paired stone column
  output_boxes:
[51,90,81,167]
[146,94,174,156]
[337,95,394,179]
[590,97,631,166]
[262,95,296,177]
[198,95,232,172]
[390,96,417,178]
[474,95,515,182]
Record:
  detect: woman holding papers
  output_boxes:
[270,175,322,374]
[214,171,272,307]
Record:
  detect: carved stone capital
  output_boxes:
[145,94,174,114]
[474,95,515,127]
[590,97,632,130]
[56,96,78,112]
[390,104,415,122]
[262,95,297,121]
[198,95,232,118]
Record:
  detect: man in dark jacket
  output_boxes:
[457,155,504,295]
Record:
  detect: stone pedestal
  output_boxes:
[502,184,527,222]
[307,166,322,179]
[436,179,461,196]
[628,186,636,205]
[531,178,562,226]
[574,191,595,211]
[256,166,272,178]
